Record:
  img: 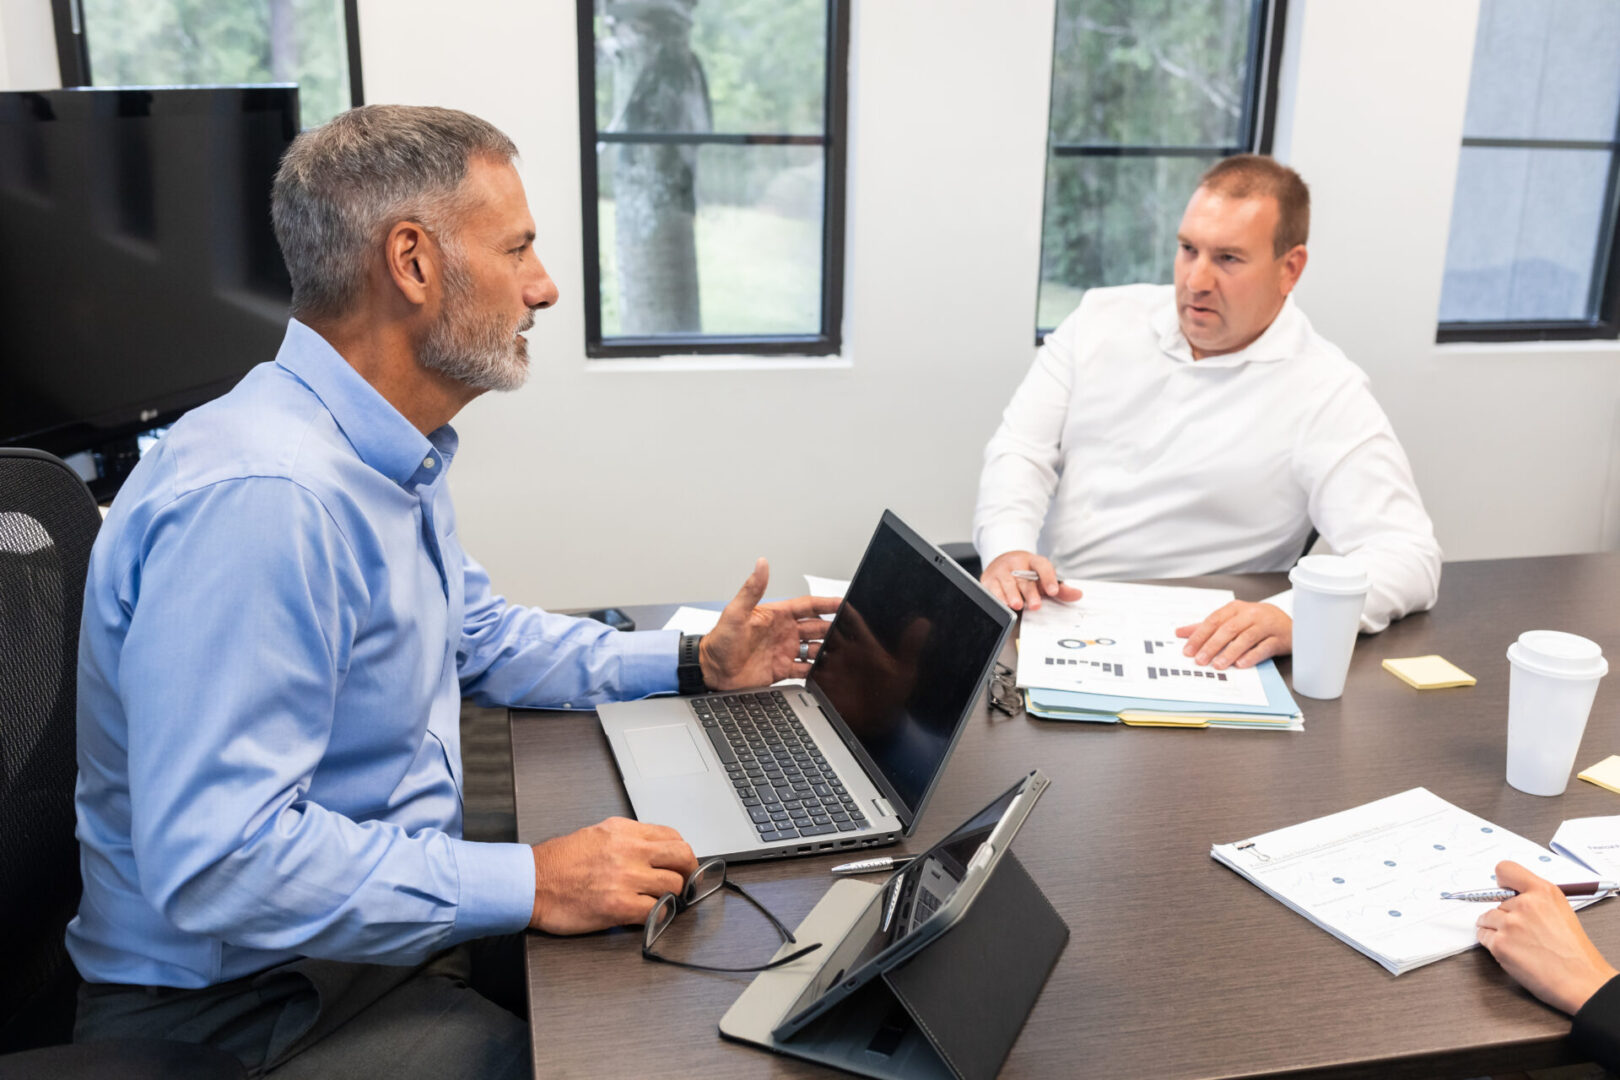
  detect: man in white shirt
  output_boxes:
[974,155,1440,671]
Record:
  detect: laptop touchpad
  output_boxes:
[625,724,709,778]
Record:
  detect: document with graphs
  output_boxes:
[1016,580,1271,707]
[1212,788,1604,975]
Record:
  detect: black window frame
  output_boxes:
[576,0,849,359]
[1036,0,1289,343]
[1436,130,1620,344]
[49,0,366,125]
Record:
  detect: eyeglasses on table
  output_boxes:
[642,857,823,973]
[987,661,1023,717]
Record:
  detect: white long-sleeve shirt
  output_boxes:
[973,284,1440,633]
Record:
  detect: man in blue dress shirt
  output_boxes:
[68,104,835,1077]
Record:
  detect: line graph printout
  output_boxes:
[1212,788,1603,975]
[1016,580,1270,707]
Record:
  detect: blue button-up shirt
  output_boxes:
[68,320,679,987]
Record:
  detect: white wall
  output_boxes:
[0,0,61,90]
[356,0,1060,609]
[10,0,1618,607]
[1284,0,1620,562]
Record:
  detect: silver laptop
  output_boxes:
[597,511,1014,861]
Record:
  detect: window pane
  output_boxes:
[1048,0,1257,147]
[1038,155,1213,330]
[1462,0,1620,143]
[594,0,826,136]
[1439,147,1613,323]
[597,143,824,337]
[80,0,352,129]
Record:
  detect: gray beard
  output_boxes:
[418,257,533,393]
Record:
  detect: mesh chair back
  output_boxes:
[0,450,100,1039]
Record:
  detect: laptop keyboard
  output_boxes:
[692,690,872,843]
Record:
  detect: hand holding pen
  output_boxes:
[1471,860,1620,1017]
[978,552,1081,613]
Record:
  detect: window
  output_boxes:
[1036,0,1286,336]
[51,0,362,130]
[577,0,848,358]
[1437,0,1620,342]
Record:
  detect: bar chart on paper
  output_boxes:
[1017,581,1270,708]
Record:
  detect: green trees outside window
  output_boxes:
[580,0,847,357]
[1037,0,1281,334]
[57,0,357,131]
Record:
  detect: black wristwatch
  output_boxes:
[677,634,710,696]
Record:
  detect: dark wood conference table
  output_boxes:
[509,553,1620,1079]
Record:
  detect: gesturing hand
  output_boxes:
[1476,860,1619,1016]
[699,558,841,690]
[1175,600,1291,669]
[529,817,698,935]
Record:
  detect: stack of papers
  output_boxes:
[1212,788,1602,975]
[1552,816,1620,879]
[1016,580,1302,730]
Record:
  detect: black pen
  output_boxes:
[829,855,915,876]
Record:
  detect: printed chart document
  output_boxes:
[1017,581,1269,707]
[1552,816,1620,880]
[1014,581,1300,727]
[1212,788,1601,974]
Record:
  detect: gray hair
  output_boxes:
[271,104,518,321]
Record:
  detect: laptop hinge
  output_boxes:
[872,797,895,819]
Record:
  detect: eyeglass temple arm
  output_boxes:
[723,879,799,942]
[642,941,822,974]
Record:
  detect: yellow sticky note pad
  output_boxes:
[1381,655,1476,690]
[1579,756,1620,795]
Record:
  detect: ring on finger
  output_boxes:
[798,641,810,662]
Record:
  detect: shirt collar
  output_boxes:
[1152,292,1305,368]
[273,319,458,490]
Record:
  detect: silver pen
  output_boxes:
[1441,880,1620,902]
[830,855,915,876]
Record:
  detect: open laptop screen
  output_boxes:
[807,514,1008,819]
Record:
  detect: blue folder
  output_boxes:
[1025,656,1302,726]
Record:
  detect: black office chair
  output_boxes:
[0,448,244,1079]
[940,541,982,579]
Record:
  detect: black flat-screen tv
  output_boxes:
[0,86,297,489]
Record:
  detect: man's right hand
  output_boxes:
[529,817,698,935]
[981,551,1082,611]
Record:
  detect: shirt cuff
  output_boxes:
[1262,588,1379,633]
[615,629,681,698]
[448,839,536,943]
[1571,972,1620,1070]
[974,525,1041,570]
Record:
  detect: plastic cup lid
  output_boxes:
[1507,630,1608,680]
[1288,554,1369,596]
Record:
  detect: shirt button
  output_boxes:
[423,457,435,469]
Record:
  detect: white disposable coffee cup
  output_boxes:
[1288,554,1370,700]
[1505,630,1608,797]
